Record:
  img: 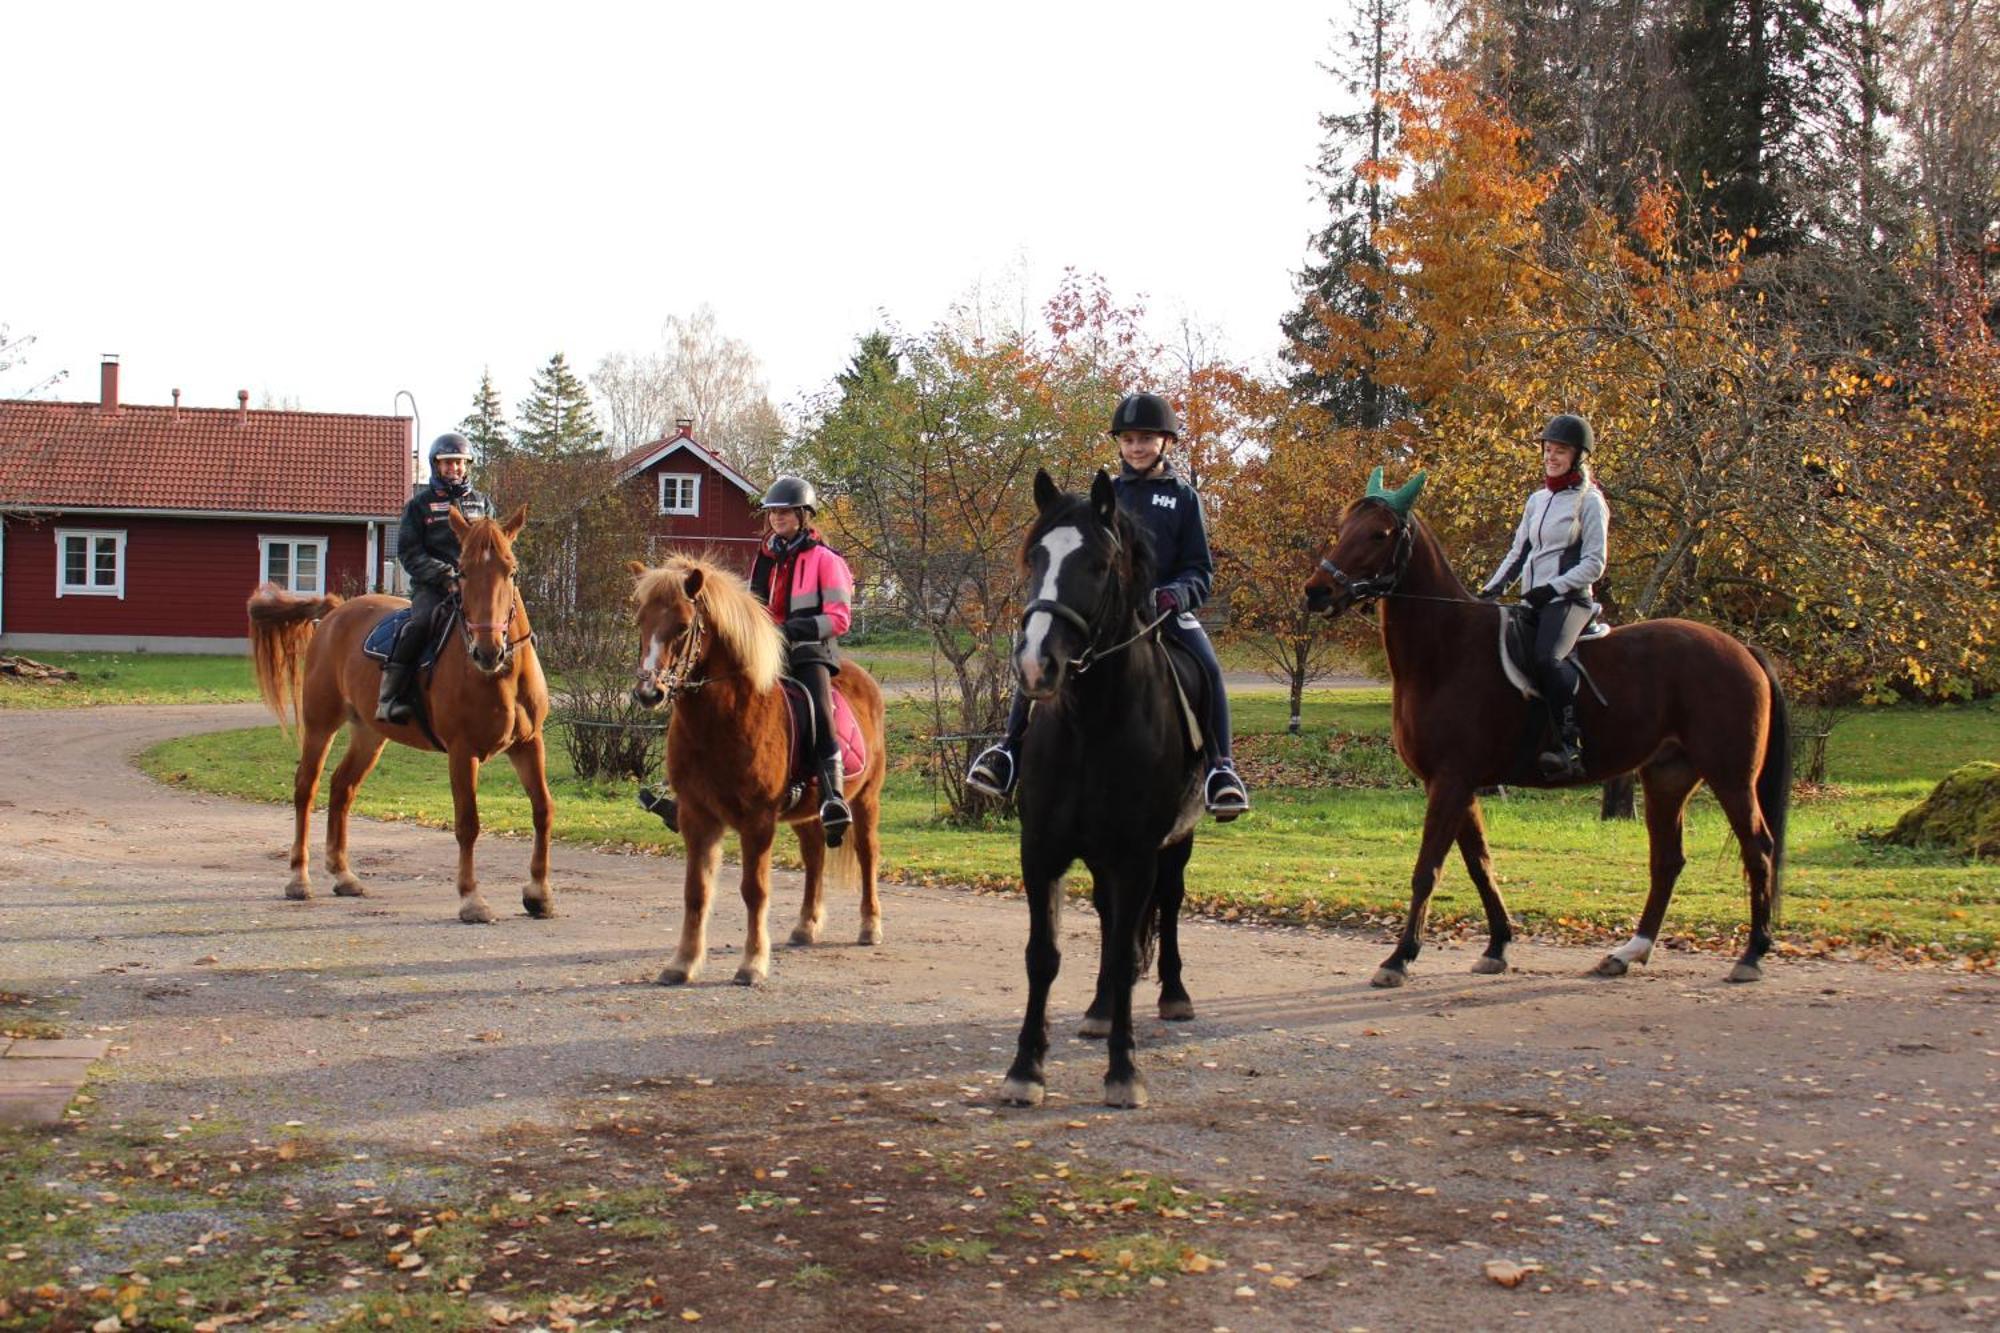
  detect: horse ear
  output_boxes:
[448,505,469,538]
[502,503,529,538]
[1363,466,1387,501]
[682,567,706,600]
[625,559,647,578]
[1385,471,1428,516]
[1033,468,1060,512]
[1089,469,1117,525]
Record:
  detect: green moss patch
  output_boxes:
[1877,762,2000,859]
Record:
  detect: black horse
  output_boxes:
[1000,469,1204,1110]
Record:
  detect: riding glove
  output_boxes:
[1524,585,1557,609]
[783,617,819,642]
[1154,587,1183,616]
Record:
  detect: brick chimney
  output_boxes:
[99,355,120,412]
[238,389,249,424]
[674,417,693,437]
[171,388,181,420]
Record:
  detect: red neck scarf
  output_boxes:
[1545,469,1582,493]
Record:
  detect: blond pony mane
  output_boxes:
[633,555,784,693]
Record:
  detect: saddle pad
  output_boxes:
[1498,605,1610,699]
[778,678,867,784]
[361,605,452,670]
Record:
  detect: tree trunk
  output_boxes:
[1600,774,1637,820]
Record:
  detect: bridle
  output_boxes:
[1018,521,1172,675]
[1315,499,1416,609]
[636,603,710,700]
[456,582,535,672]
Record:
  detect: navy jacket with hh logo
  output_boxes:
[1112,461,1214,612]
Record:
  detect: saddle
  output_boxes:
[1158,637,1208,755]
[776,676,868,813]
[1497,604,1609,702]
[361,598,457,671]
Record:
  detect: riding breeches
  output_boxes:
[793,659,840,762]
[392,585,448,668]
[1530,600,1594,708]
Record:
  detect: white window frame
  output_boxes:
[55,527,127,599]
[658,472,702,516]
[259,534,329,595]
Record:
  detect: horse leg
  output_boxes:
[734,820,777,986]
[1001,846,1068,1107]
[850,782,884,945]
[1458,798,1515,974]
[324,725,388,897]
[1596,756,1698,977]
[789,822,827,946]
[1713,781,1779,984]
[448,747,492,924]
[505,737,556,918]
[1156,835,1195,1021]
[660,813,723,985]
[1079,878,1116,1038]
[285,720,339,900]
[1102,855,1156,1109]
[1374,779,1471,988]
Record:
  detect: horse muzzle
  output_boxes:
[1304,584,1341,617]
[631,677,665,710]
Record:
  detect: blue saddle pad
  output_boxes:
[362,606,452,670]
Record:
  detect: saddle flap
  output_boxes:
[1159,639,1206,754]
[777,678,867,785]
[1498,605,1611,700]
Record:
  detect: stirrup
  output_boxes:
[819,796,853,847]
[1204,764,1250,820]
[965,744,1017,798]
[1538,746,1586,781]
[637,784,680,833]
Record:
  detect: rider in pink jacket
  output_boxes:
[750,477,856,844]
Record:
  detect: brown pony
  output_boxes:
[628,554,888,986]
[1303,475,1789,986]
[246,506,553,924]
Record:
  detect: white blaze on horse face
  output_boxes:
[640,624,665,675]
[1017,525,1085,692]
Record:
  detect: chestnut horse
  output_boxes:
[1303,471,1789,985]
[246,506,553,923]
[627,554,887,986]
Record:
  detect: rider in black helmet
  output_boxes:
[376,433,493,724]
[965,392,1250,819]
[1476,413,1609,779]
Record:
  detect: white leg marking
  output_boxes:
[1610,934,1653,965]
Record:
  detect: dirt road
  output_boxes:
[1,705,1993,1329]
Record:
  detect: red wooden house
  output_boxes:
[0,357,410,654]
[610,418,764,572]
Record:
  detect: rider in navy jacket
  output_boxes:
[964,393,1249,818]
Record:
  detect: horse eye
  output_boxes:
[1372,529,1389,541]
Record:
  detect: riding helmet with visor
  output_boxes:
[1538,413,1593,456]
[1109,393,1180,440]
[760,476,818,516]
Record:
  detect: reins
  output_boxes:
[1018,518,1173,674]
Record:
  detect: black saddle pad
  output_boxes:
[361,600,455,670]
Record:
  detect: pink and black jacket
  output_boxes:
[750,530,854,672]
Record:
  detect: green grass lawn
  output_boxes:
[134,684,1999,964]
[0,651,262,708]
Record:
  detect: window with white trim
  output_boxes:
[55,528,126,598]
[260,535,328,594]
[658,472,701,515]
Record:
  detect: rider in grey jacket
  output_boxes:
[1477,414,1609,779]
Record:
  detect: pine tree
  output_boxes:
[1280,0,1409,428]
[514,352,603,458]
[457,369,512,460]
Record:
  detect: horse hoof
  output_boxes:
[857,920,884,946]
[1077,1015,1111,1039]
[1470,956,1507,975]
[284,878,310,901]
[1158,998,1195,1022]
[1103,1078,1148,1110]
[522,893,554,919]
[1727,962,1763,984]
[732,967,765,987]
[1370,967,1407,989]
[656,966,693,987]
[332,876,366,898]
[459,899,495,925]
[998,1077,1044,1107]
[788,922,820,946]
[1593,956,1629,978]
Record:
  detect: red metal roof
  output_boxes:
[0,395,410,517]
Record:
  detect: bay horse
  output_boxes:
[627,554,887,986]
[1000,469,1203,1110]
[1303,469,1789,985]
[246,505,553,924]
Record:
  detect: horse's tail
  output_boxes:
[1135,893,1162,982]
[246,584,342,741]
[1750,644,1790,923]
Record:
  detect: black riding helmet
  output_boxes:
[430,432,474,468]
[760,476,818,515]
[1109,393,1180,439]
[1539,414,1593,455]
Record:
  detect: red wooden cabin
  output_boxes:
[611,418,765,574]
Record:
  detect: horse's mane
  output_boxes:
[1021,491,1158,614]
[634,555,785,693]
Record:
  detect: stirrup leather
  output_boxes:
[965,743,1017,798]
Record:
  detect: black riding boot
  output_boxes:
[966,692,1031,799]
[375,662,416,725]
[1538,699,1586,780]
[818,752,852,847]
[637,784,680,833]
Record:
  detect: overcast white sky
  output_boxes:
[8,2,1344,448]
